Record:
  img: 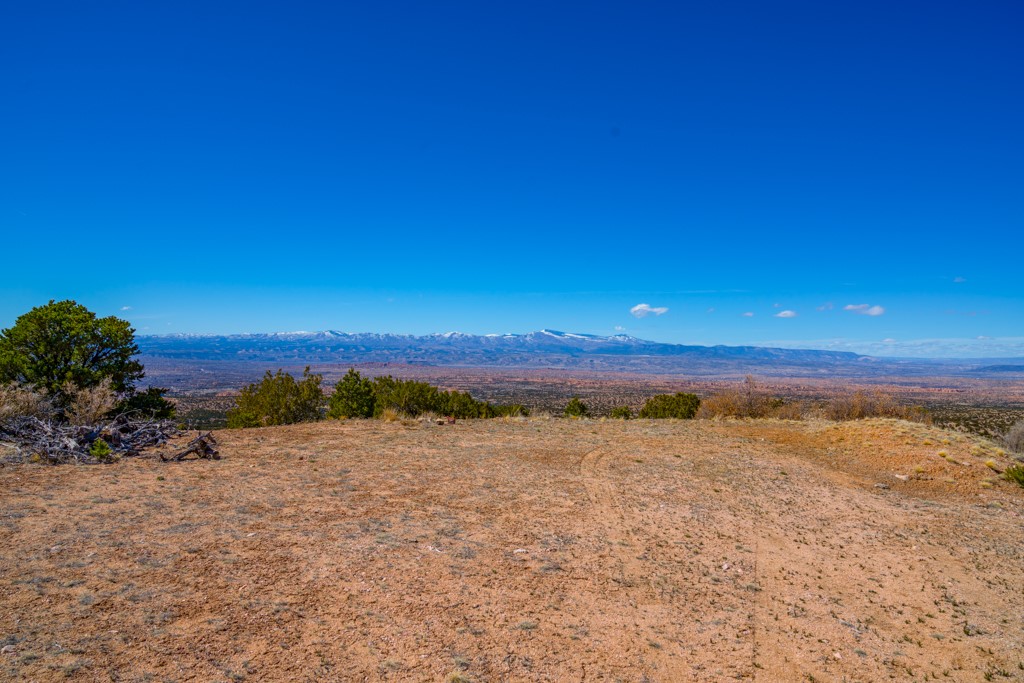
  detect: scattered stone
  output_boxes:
[893,474,909,481]
[874,483,890,490]
[1,645,15,655]
[963,623,984,636]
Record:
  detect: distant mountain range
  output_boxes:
[136,329,914,377]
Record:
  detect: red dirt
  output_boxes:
[1,418,1022,681]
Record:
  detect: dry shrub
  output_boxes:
[696,389,745,419]
[772,401,805,420]
[379,407,401,422]
[1004,420,1024,454]
[0,383,54,423]
[66,378,118,426]
[824,390,930,423]
[697,377,805,420]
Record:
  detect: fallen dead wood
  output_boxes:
[161,432,219,462]
[0,414,179,465]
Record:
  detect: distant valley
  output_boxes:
[136,329,1014,381]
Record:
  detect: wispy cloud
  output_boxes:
[614,325,626,332]
[817,302,834,311]
[741,312,754,317]
[774,310,798,318]
[120,306,132,311]
[844,304,885,316]
[630,303,668,318]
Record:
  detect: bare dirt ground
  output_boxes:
[1,418,1022,682]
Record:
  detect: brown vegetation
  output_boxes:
[0,383,52,422]
[65,378,118,426]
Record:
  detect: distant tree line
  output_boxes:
[226,368,529,428]
[224,368,947,430]
[603,392,701,420]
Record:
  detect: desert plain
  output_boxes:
[1,417,1022,682]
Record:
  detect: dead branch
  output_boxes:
[161,432,219,462]
[0,414,179,465]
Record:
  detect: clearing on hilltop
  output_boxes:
[1,417,1021,681]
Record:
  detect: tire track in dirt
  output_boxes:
[579,442,691,682]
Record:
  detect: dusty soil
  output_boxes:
[1,418,1022,682]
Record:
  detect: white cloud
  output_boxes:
[774,310,798,318]
[614,325,626,332]
[120,306,132,311]
[817,302,834,311]
[741,312,754,317]
[953,276,967,283]
[844,304,885,316]
[630,303,668,318]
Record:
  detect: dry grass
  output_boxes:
[822,390,931,422]
[0,418,1021,681]
[0,383,53,422]
[1004,419,1024,454]
[65,378,117,426]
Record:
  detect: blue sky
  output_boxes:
[2,1,1022,356]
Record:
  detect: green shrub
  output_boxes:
[88,438,113,461]
[610,406,632,419]
[118,386,176,420]
[638,393,700,419]
[564,397,588,418]
[226,366,324,428]
[365,375,507,419]
[0,300,173,420]
[327,368,376,419]
[1004,464,1024,488]
[371,376,440,417]
[493,403,530,417]
[0,300,143,410]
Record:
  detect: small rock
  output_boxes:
[513,548,528,554]
[893,474,909,481]
[1,645,15,655]
[963,623,984,636]
[874,483,890,490]
[721,563,730,571]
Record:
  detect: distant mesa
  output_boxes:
[972,365,1024,373]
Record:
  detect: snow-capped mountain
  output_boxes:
[137,329,870,375]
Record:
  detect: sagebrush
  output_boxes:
[1003,419,1024,454]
